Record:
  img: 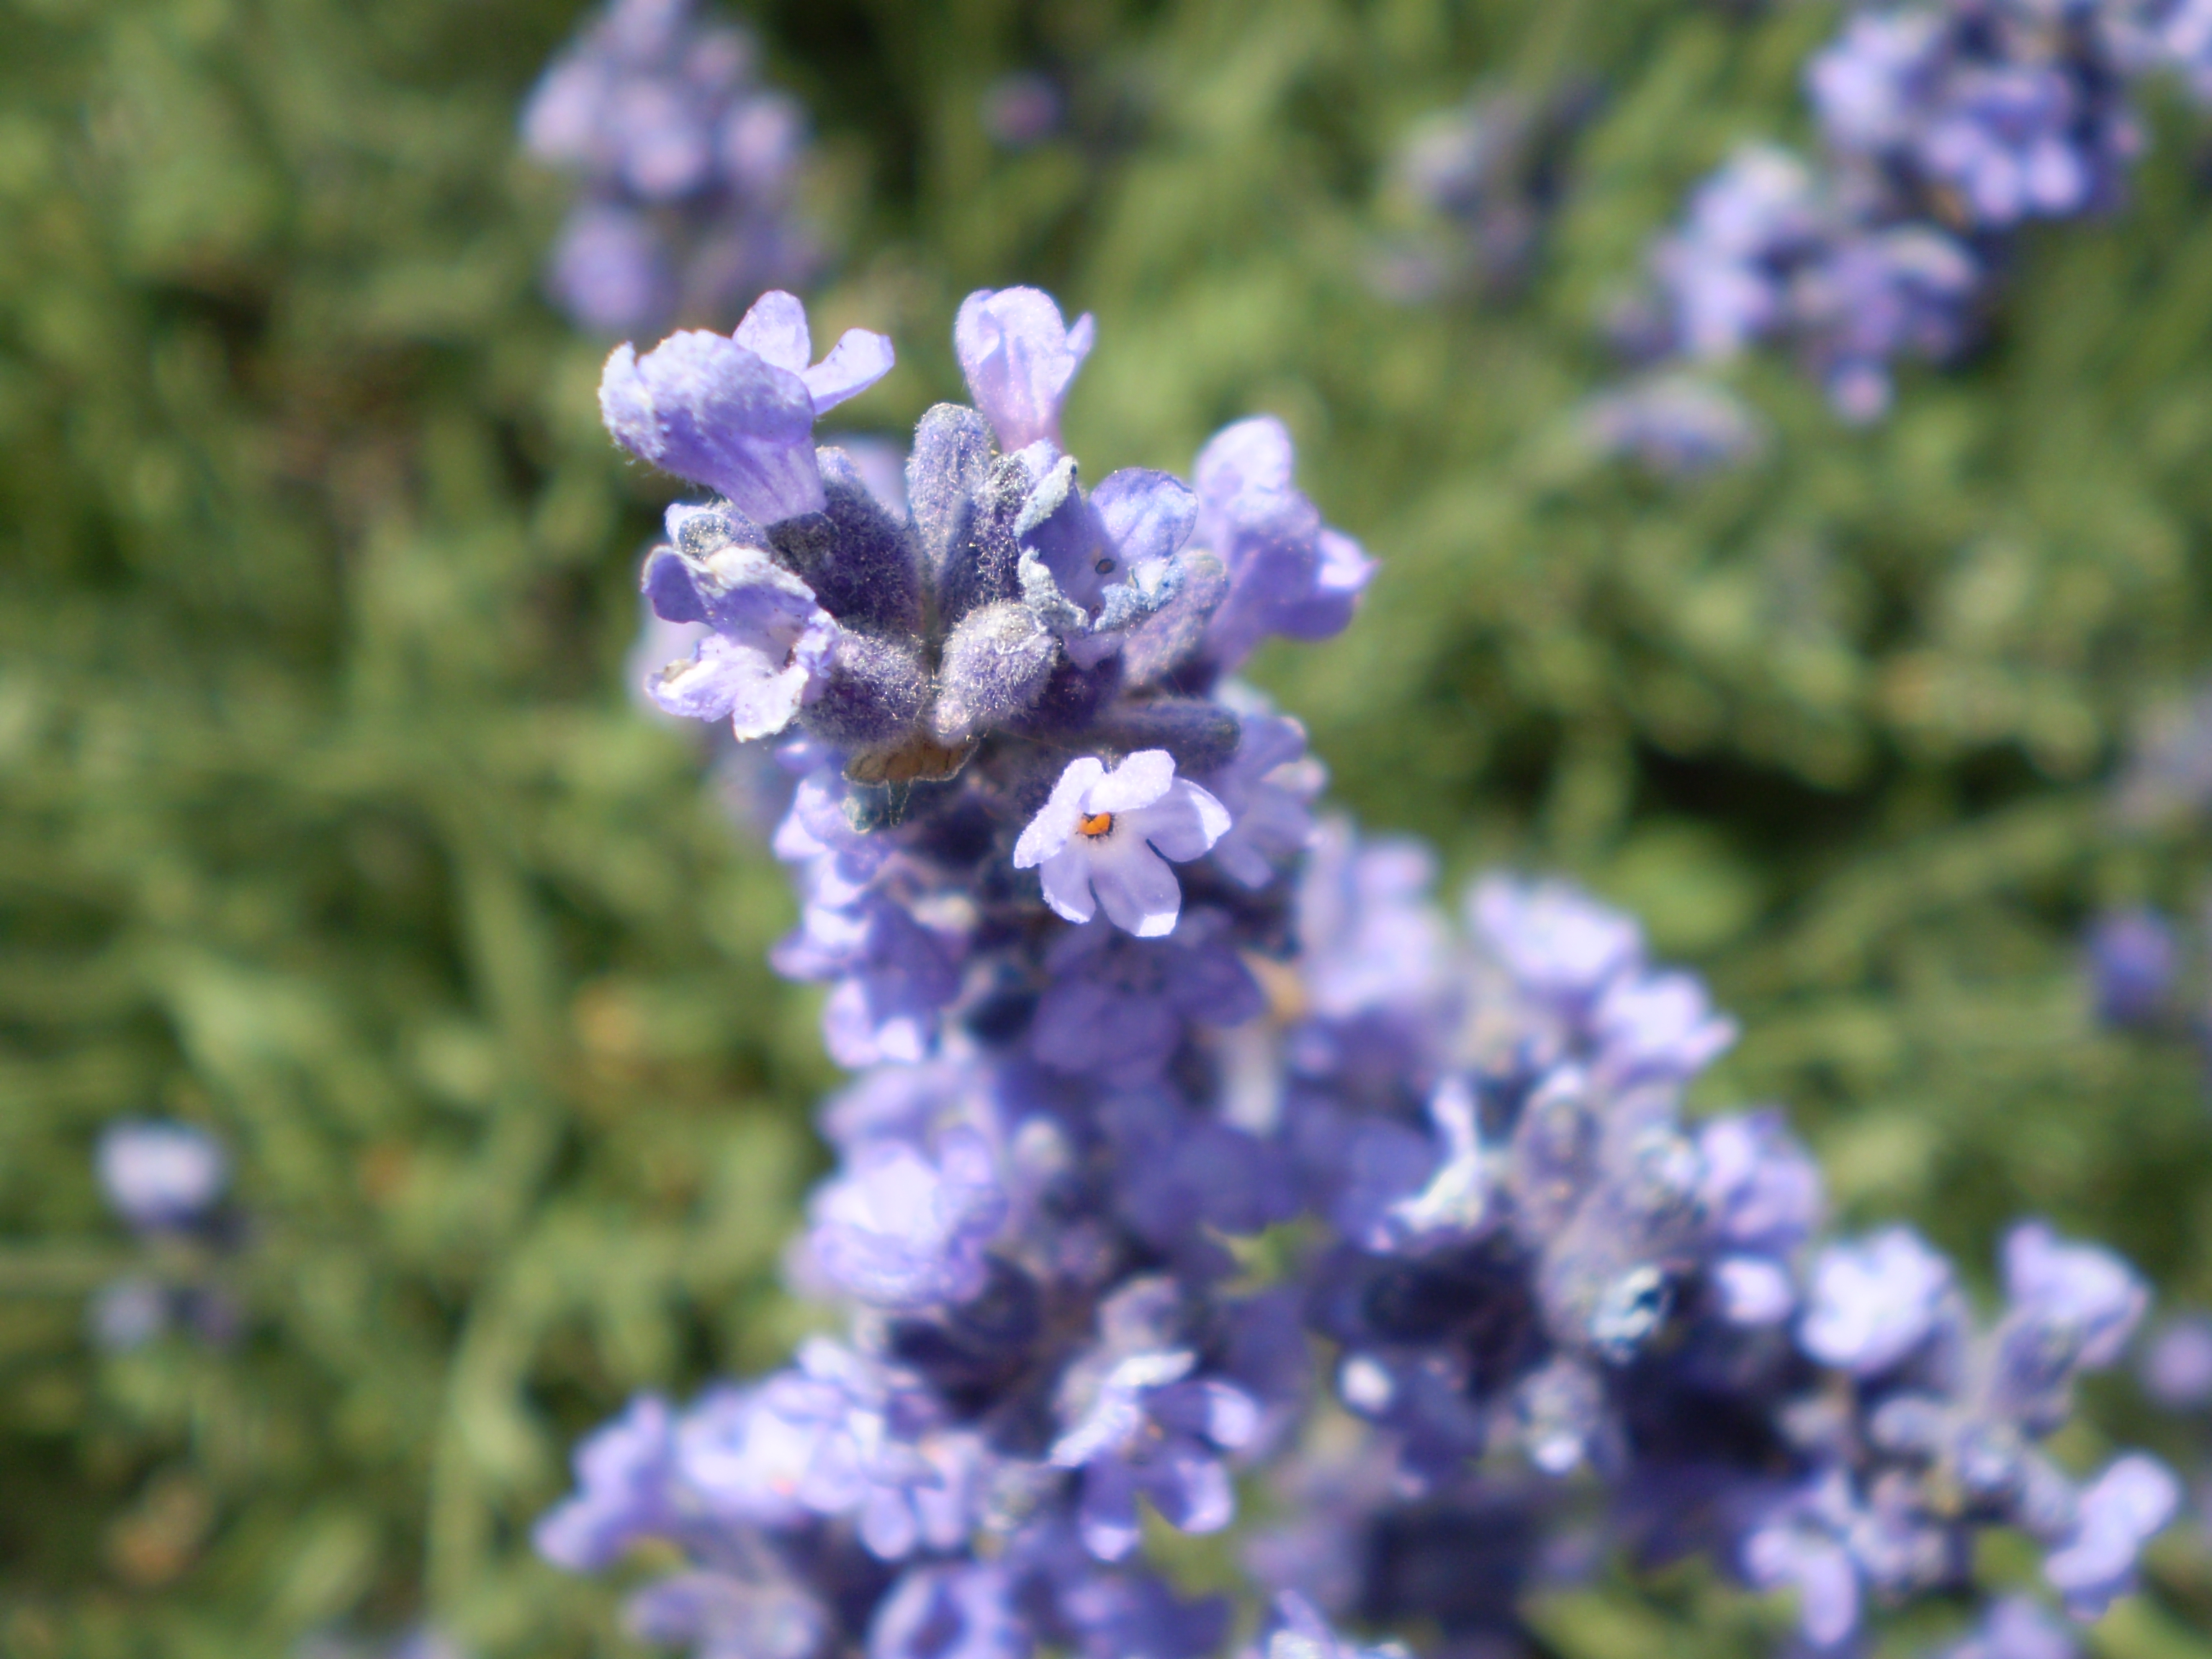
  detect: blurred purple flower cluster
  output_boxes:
[87,1119,242,1349]
[523,0,817,335]
[1602,0,2212,454]
[1371,84,1595,302]
[539,286,2177,1659]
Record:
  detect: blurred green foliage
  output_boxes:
[6,0,2212,1653]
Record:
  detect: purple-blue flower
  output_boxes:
[2084,907,2180,1029]
[534,1393,684,1570]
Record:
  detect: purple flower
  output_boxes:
[2043,1454,2180,1617]
[955,287,1096,454]
[1800,1227,1956,1375]
[96,1120,228,1233]
[1580,372,1767,475]
[601,291,894,523]
[871,1563,1030,1659]
[627,1570,828,1659]
[1030,916,1264,1084]
[640,532,838,738]
[549,202,675,335]
[2002,1222,2146,1372]
[1807,12,1949,157]
[773,889,964,1067]
[1589,969,1737,1084]
[1201,699,1326,890]
[1742,1503,1863,1649]
[522,0,819,333]
[2141,1313,2212,1410]
[1014,752,1231,938]
[1296,819,1450,1024]
[1938,1596,2080,1659]
[534,1393,683,1570]
[1796,224,1979,422]
[1051,1344,1259,1560]
[1098,1092,1300,1252]
[1652,145,1824,359]
[1016,464,1198,667]
[1262,1592,1411,1659]
[675,1340,978,1556]
[1188,418,1375,670]
[1469,876,1642,1008]
[2084,907,2180,1029]
[806,1128,1008,1310]
[1362,1076,1492,1254]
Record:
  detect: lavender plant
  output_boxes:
[522,0,818,335]
[1615,0,2212,431]
[537,286,2178,1659]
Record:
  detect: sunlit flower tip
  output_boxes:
[96,1120,228,1232]
[1012,751,1231,938]
[953,286,1096,454]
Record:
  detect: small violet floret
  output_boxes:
[601,289,894,523]
[1014,751,1231,938]
[641,510,837,738]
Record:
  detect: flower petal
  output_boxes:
[1087,841,1184,938]
[598,331,826,523]
[648,632,814,737]
[1014,757,1105,868]
[1038,846,1099,925]
[1086,749,1178,814]
[1092,469,1197,568]
[732,289,813,375]
[954,287,1092,452]
[803,328,897,415]
[1133,779,1231,863]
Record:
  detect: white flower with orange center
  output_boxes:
[1013,750,1230,937]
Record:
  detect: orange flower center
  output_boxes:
[1077,811,1115,837]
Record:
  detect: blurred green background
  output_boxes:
[6,0,2212,1653]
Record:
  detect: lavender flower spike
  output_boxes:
[602,291,893,523]
[955,287,1097,453]
[1014,751,1231,937]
